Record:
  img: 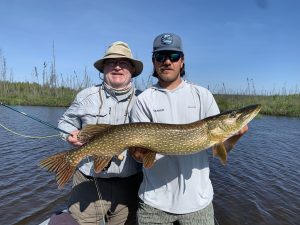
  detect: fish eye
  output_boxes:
[229,111,237,118]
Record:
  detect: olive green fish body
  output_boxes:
[40,104,261,188]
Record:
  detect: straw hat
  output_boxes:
[94,41,143,77]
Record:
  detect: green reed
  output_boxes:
[1,48,299,116]
[214,94,300,117]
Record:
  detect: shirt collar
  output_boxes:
[152,79,185,92]
[102,83,134,102]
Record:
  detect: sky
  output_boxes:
[0,0,299,94]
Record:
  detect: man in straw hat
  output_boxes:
[57,41,143,225]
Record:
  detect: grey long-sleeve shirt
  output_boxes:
[58,84,141,178]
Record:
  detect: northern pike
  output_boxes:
[40,104,261,188]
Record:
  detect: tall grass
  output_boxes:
[0,81,77,106]
[214,94,300,117]
[1,48,299,116]
[206,79,300,117]
[0,45,93,106]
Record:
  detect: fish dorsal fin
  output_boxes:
[78,124,112,143]
[212,142,227,165]
[143,151,156,169]
[93,155,113,173]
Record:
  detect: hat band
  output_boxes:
[104,52,130,57]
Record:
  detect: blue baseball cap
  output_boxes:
[153,33,183,53]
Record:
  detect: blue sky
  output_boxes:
[0,0,299,94]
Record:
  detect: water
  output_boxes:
[0,106,299,225]
[0,106,71,225]
[211,116,300,225]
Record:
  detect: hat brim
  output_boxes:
[94,55,143,77]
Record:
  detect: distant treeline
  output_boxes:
[1,46,299,116]
[1,81,300,117]
[0,45,93,107]
[0,81,77,107]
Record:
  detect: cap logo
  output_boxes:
[161,34,173,45]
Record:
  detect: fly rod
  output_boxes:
[0,102,73,136]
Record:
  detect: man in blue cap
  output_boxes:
[130,33,248,225]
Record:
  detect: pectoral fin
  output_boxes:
[212,142,227,165]
[225,134,242,153]
[143,151,156,169]
[93,155,112,173]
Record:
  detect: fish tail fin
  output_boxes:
[212,143,227,165]
[40,151,76,188]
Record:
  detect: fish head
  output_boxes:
[208,104,261,137]
[234,104,262,128]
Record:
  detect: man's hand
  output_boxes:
[128,147,150,163]
[67,130,84,147]
[236,125,249,136]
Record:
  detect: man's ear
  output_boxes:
[180,58,184,69]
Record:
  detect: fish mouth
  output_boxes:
[241,104,261,115]
[238,104,261,123]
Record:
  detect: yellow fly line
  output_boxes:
[0,122,60,139]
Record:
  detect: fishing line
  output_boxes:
[93,175,107,225]
[214,217,220,225]
[93,85,109,225]
[0,121,60,139]
[0,102,73,136]
[90,84,135,225]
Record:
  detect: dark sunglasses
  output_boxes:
[153,52,182,63]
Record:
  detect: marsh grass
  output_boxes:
[214,94,300,117]
[1,79,299,117]
[0,45,93,106]
[0,81,76,106]
[1,49,299,116]
[211,80,300,117]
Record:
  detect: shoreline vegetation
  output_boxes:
[1,80,299,117]
[1,48,299,117]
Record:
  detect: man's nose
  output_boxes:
[163,57,172,64]
[114,63,122,69]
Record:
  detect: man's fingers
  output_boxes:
[128,147,150,163]
[67,130,84,146]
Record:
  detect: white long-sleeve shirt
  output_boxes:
[130,80,220,214]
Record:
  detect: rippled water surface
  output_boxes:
[211,116,300,225]
[0,106,299,225]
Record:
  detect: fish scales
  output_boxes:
[82,123,206,155]
[40,104,261,188]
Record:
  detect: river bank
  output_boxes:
[1,81,299,117]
